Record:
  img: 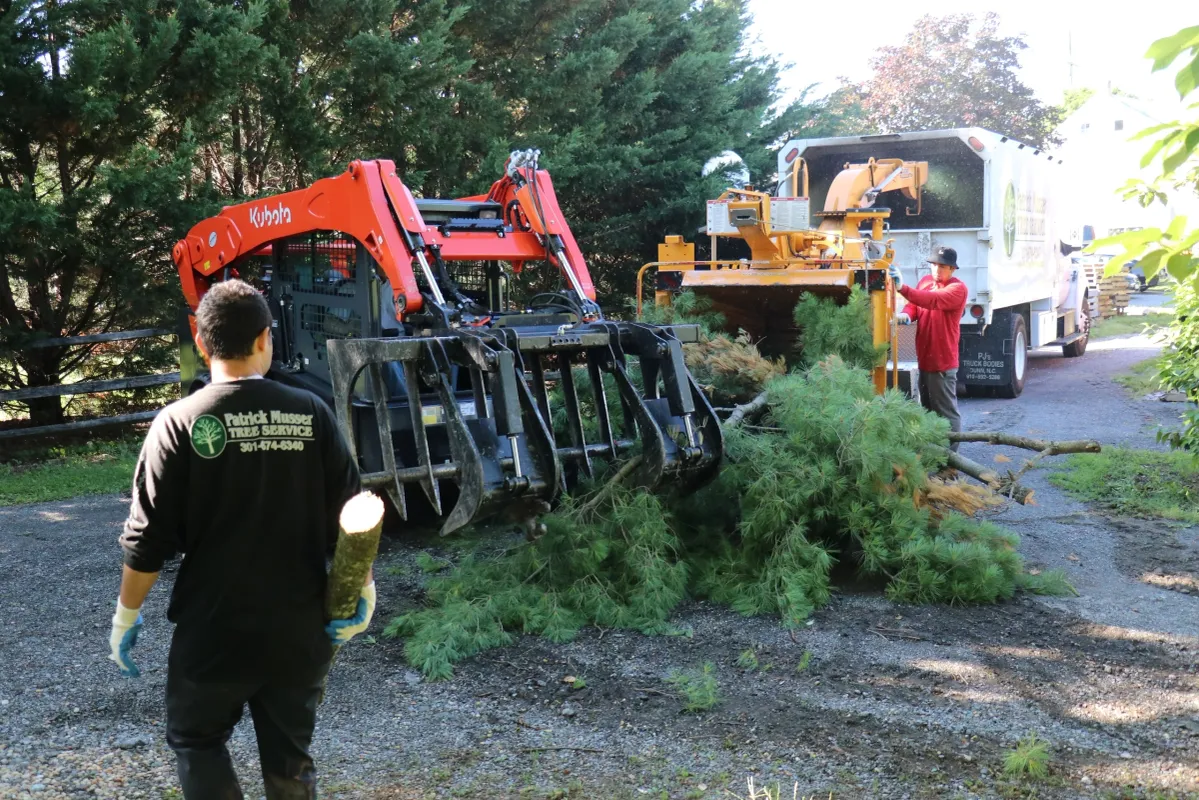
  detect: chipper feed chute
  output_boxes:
[640,157,928,395]
[173,150,722,535]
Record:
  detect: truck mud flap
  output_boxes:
[957,310,1016,388]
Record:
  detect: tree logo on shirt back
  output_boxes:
[190,415,227,458]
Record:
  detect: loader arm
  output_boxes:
[174,154,600,326]
[172,151,720,537]
[173,159,427,316]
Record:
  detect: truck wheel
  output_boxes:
[1062,296,1090,358]
[995,314,1027,398]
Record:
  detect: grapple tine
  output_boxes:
[557,353,592,478]
[586,352,617,461]
[528,354,552,428]
[662,339,696,416]
[366,361,407,520]
[514,369,562,501]
[680,370,725,491]
[641,356,662,400]
[434,366,486,536]
[469,367,488,420]
[608,359,668,486]
[404,358,441,515]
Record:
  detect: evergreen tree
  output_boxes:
[0,0,483,422]
[0,0,225,424]
[0,0,845,422]
[446,0,804,306]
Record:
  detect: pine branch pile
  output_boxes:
[637,291,784,406]
[384,289,1072,678]
[384,484,686,680]
[681,357,1033,623]
[684,331,786,404]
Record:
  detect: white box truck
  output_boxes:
[776,128,1094,397]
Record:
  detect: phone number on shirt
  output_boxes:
[239,439,306,453]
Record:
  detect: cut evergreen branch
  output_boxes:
[386,356,1056,678]
[724,391,769,429]
[665,662,721,712]
[1003,733,1052,779]
[640,291,784,406]
[949,432,1102,454]
[793,287,888,369]
[383,295,1066,678]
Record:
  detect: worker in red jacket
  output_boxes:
[888,246,968,451]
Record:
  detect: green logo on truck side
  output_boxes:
[1003,182,1016,258]
[190,414,228,458]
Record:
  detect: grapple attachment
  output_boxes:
[327,320,722,536]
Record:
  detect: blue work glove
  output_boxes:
[887,265,904,289]
[109,601,143,678]
[325,582,377,645]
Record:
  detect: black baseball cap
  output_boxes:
[927,246,958,268]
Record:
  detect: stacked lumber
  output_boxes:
[1098,274,1132,318]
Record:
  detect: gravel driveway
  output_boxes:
[1,330,1197,800]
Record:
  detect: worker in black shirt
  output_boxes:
[109,279,368,799]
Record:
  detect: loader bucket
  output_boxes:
[327,320,722,536]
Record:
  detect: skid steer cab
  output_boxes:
[173,150,722,535]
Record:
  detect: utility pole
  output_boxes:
[1068,30,1075,87]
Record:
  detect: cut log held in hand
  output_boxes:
[327,492,385,620]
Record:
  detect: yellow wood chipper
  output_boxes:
[638,156,928,394]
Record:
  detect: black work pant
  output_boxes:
[919,369,962,452]
[165,661,329,799]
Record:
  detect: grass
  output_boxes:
[1050,447,1199,523]
[415,551,451,573]
[665,661,721,712]
[0,437,141,506]
[1002,733,1051,779]
[1091,311,1171,340]
[1017,570,1079,597]
[736,648,760,670]
[1115,357,1164,396]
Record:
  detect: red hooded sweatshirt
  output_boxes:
[900,275,968,373]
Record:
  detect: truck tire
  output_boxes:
[1062,298,1090,358]
[995,314,1027,398]
[1062,329,1088,357]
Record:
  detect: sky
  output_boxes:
[745,1,1196,110]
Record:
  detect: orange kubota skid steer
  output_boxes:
[173,150,722,534]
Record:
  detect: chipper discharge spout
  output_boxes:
[638,157,927,394]
[173,150,722,535]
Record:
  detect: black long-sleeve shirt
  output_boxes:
[120,378,361,682]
